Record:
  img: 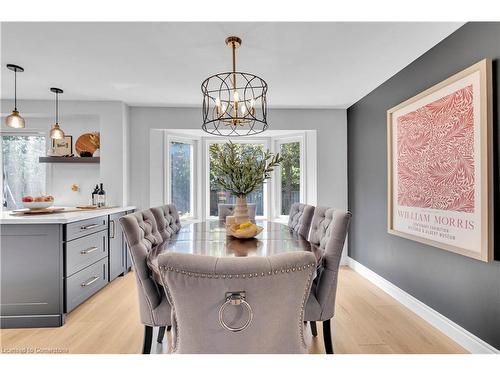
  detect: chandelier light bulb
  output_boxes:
[250,98,255,108]
[233,91,239,102]
[215,97,221,107]
[240,104,247,116]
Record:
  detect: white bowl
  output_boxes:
[22,201,54,210]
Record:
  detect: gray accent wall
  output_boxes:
[347,22,500,349]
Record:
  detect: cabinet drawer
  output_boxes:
[65,216,108,241]
[66,231,108,277]
[65,258,108,312]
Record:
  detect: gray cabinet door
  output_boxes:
[1,224,64,326]
[109,212,126,281]
[65,257,108,312]
[65,230,108,277]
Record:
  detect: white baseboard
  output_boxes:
[346,257,499,354]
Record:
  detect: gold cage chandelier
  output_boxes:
[201,36,268,136]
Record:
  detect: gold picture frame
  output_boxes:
[387,59,493,262]
[51,135,73,156]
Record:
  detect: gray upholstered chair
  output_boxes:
[157,251,316,354]
[120,209,172,354]
[304,207,351,354]
[288,202,315,238]
[218,203,256,222]
[151,204,182,241]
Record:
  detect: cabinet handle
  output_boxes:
[81,224,99,230]
[110,220,116,239]
[80,246,98,255]
[81,276,99,287]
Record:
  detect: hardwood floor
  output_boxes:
[0,267,467,354]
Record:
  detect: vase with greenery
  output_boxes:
[210,141,282,224]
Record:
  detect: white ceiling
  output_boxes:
[1,22,463,108]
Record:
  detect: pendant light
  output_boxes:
[201,36,268,136]
[49,87,65,139]
[5,64,26,128]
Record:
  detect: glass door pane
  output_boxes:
[280,141,301,215]
[170,141,193,218]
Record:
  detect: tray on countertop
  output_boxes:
[11,206,118,216]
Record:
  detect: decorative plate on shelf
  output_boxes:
[75,132,99,156]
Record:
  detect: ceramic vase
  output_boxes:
[234,196,250,224]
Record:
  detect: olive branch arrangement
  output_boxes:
[210,142,283,197]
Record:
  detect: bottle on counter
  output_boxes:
[97,183,106,208]
[91,184,99,206]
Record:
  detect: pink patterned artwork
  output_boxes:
[396,85,475,213]
[388,59,492,261]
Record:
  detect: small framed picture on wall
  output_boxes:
[51,135,73,156]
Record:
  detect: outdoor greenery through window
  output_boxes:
[170,141,193,218]
[2,135,46,210]
[280,141,301,215]
[209,143,264,217]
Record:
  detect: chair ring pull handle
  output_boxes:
[219,292,253,333]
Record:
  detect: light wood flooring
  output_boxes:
[0,267,467,354]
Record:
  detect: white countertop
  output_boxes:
[0,206,136,224]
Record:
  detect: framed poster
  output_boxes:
[51,135,73,156]
[387,59,493,262]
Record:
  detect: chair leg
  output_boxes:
[142,326,153,354]
[323,320,334,354]
[310,321,318,337]
[157,326,166,343]
[167,325,172,332]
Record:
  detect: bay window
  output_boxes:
[161,131,311,221]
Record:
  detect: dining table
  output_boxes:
[147,220,323,284]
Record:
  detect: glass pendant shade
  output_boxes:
[5,64,25,128]
[50,123,65,139]
[5,110,25,129]
[50,87,65,139]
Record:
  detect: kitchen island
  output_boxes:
[0,206,135,328]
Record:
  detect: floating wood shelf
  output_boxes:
[39,157,100,164]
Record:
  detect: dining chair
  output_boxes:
[288,202,315,238]
[218,203,256,222]
[305,207,351,354]
[157,251,317,353]
[151,204,182,241]
[120,209,172,354]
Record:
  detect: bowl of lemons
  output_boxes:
[226,221,264,239]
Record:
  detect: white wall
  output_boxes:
[129,107,348,213]
[1,99,129,207]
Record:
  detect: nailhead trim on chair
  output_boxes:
[159,262,316,353]
[160,262,314,280]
